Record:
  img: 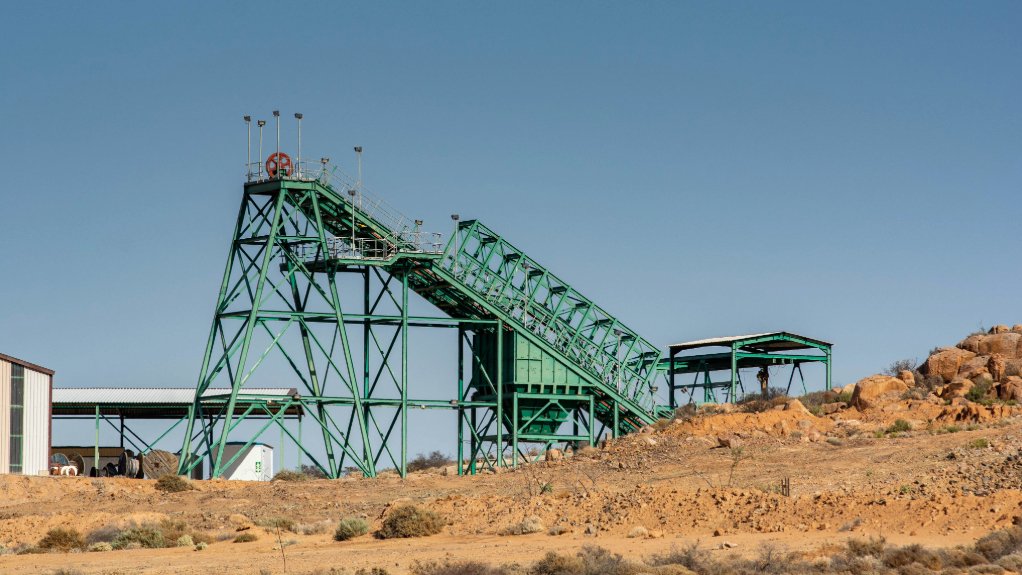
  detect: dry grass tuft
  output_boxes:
[155,474,194,493]
[233,532,258,543]
[502,516,545,536]
[376,505,445,539]
[334,517,370,541]
[37,528,85,552]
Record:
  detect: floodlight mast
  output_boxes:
[244,115,252,181]
[257,120,266,178]
[348,188,357,254]
[273,110,280,177]
[295,113,303,178]
[451,213,460,274]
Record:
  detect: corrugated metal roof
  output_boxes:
[669,332,832,351]
[669,332,777,348]
[0,353,54,376]
[53,387,298,405]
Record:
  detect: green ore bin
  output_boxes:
[469,331,588,436]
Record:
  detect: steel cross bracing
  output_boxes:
[180,169,665,478]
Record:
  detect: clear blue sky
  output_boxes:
[3,2,1020,467]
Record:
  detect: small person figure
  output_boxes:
[757,366,770,399]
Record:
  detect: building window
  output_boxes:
[10,364,24,473]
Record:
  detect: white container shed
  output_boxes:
[214,442,273,481]
[0,353,53,475]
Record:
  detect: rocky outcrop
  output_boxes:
[851,375,908,411]
[921,347,976,382]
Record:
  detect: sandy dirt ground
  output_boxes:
[2,403,1021,575]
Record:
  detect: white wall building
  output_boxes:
[0,354,53,475]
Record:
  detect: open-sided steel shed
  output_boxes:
[660,332,832,405]
[52,387,303,477]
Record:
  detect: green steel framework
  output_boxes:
[178,165,666,478]
[660,332,832,405]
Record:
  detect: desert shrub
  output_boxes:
[886,359,917,376]
[969,565,1008,574]
[49,570,85,575]
[835,390,853,404]
[155,474,194,493]
[940,547,989,568]
[85,524,121,545]
[883,544,942,570]
[407,451,452,472]
[37,527,85,552]
[533,551,584,575]
[299,519,334,535]
[502,516,544,536]
[738,388,789,413]
[886,419,912,434]
[87,542,112,552]
[233,532,258,543]
[975,526,1022,561]
[258,516,298,533]
[996,553,1022,572]
[335,517,370,541]
[376,505,445,539]
[919,374,944,392]
[970,438,991,449]
[838,518,862,532]
[112,525,166,549]
[799,390,835,415]
[649,542,717,572]
[901,387,928,400]
[411,560,508,575]
[355,569,392,575]
[968,380,994,404]
[272,469,310,482]
[548,525,570,536]
[577,545,631,575]
[194,541,208,551]
[627,526,648,538]
[158,518,211,545]
[176,534,193,547]
[17,546,46,555]
[847,536,887,557]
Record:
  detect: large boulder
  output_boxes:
[979,332,1021,357]
[784,399,811,415]
[938,378,974,400]
[851,375,909,411]
[958,355,991,380]
[958,334,984,354]
[1002,359,1022,380]
[921,347,977,382]
[990,355,1006,381]
[997,376,1022,402]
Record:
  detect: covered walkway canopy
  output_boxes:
[52,387,303,474]
[658,332,832,405]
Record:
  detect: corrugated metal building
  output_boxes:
[0,354,53,475]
